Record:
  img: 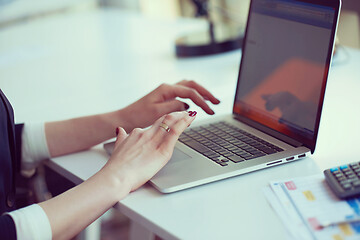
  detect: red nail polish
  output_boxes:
[184,103,190,110]
[116,127,119,136]
[190,111,197,117]
[188,111,193,116]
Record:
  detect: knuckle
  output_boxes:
[164,114,175,123]
[177,79,186,84]
[159,83,169,90]
[141,131,151,142]
[170,129,181,137]
[171,118,188,136]
[131,128,143,135]
[188,80,196,86]
[179,117,189,126]
[190,89,198,97]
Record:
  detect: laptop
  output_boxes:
[105,0,341,193]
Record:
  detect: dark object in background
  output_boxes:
[44,165,75,197]
[175,0,243,57]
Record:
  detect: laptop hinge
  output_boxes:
[233,115,304,148]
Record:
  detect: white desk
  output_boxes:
[1,8,360,240]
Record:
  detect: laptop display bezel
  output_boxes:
[232,0,341,153]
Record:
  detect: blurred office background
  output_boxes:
[0,0,359,240]
[0,0,359,48]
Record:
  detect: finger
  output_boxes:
[114,127,128,149]
[151,111,188,145]
[156,100,189,116]
[163,85,215,115]
[159,112,196,153]
[177,80,220,105]
[144,114,167,137]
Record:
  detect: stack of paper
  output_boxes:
[264,174,360,240]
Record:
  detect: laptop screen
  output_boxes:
[234,0,339,151]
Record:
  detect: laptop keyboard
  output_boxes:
[178,121,283,167]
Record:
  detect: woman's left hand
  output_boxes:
[118,80,220,132]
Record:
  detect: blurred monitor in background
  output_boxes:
[175,0,249,57]
[121,0,360,50]
[339,0,360,48]
[136,0,250,57]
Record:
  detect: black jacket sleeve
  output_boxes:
[14,124,24,173]
[0,215,16,240]
[0,125,23,240]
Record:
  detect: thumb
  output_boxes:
[157,100,189,116]
[114,127,128,149]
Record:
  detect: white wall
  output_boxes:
[0,0,97,24]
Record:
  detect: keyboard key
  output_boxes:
[223,152,235,157]
[210,156,221,161]
[340,165,349,170]
[258,146,277,154]
[337,176,347,181]
[233,150,247,155]
[334,172,343,177]
[207,153,221,159]
[353,181,360,188]
[253,152,266,158]
[244,155,257,160]
[184,141,210,154]
[348,174,357,179]
[340,179,352,185]
[228,155,244,163]
[218,150,230,155]
[342,183,352,190]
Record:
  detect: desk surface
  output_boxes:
[1,8,360,240]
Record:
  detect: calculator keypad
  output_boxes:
[324,161,360,199]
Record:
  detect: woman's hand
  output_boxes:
[45,81,217,158]
[40,111,196,240]
[102,111,197,196]
[118,80,219,132]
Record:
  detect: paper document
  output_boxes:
[264,174,360,240]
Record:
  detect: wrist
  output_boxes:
[95,165,132,202]
[107,108,134,134]
[98,109,129,138]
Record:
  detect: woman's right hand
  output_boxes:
[40,112,195,240]
[102,110,197,198]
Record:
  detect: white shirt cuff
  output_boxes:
[7,204,52,240]
[21,123,50,177]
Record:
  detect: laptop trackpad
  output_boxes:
[105,142,192,164]
[169,148,192,164]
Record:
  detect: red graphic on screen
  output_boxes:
[234,58,324,137]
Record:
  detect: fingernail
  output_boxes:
[188,111,193,115]
[184,103,190,110]
[189,111,197,117]
[116,127,119,136]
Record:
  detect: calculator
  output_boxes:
[324,161,360,199]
